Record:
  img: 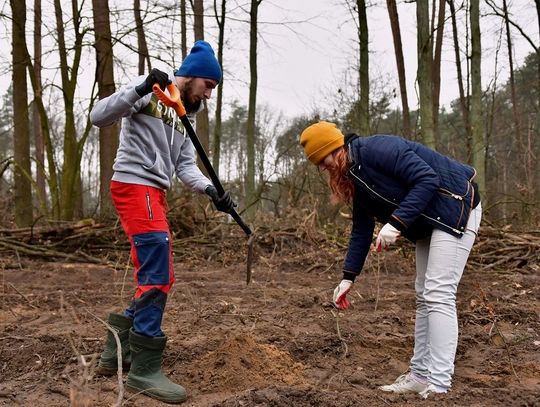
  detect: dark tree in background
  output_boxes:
[193,0,211,167]
[134,0,151,75]
[416,0,435,148]
[11,0,33,226]
[92,0,119,218]
[386,0,411,138]
[470,0,486,198]
[33,0,46,211]
[246,0,262,214]
[356,0,370,135]
[212,0,227,176]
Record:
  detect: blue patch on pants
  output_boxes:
[125,288,167,337]
[133,232,170,286]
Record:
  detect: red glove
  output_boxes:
[333,279,353,310]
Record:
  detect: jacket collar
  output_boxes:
[345,134,363,165]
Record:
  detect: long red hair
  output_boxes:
[326,147,354,205]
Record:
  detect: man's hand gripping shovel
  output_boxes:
[153,83,255,284]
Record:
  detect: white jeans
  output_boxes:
[410,204,482,389]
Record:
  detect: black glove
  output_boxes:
[135,68,172,97]
[205,185,235,213]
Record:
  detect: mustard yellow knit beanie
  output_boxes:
[300,121,345,165]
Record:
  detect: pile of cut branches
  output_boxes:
[0,219,125,265]
[468,225,540,274]
[0,213,536,276]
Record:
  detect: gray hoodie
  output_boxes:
[90,75,211,193]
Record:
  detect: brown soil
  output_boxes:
[0,225,539,407]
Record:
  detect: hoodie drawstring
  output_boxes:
[170,114,176,147]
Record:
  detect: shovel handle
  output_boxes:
[229,210,252,236]
[152,83,253,237]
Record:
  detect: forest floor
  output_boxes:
[0,213,539,407]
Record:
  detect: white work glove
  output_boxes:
[375,223,401,251]
[333,279,353,310]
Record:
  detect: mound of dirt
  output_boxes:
[186,334,305,393]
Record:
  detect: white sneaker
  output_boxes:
[419,383,448,399]
[379,372,428,394]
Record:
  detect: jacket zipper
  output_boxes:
[439,184,470,226]
[348,168,464,235]
[348,168,397,207]
[439,187,464,200]
[146,192,154,220]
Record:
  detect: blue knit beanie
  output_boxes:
[175,41,222,83]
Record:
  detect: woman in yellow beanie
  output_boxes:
[299,121,482,399]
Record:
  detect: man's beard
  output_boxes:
[180,79,202,113]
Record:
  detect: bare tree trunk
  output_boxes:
[246,0,261,213]
[54,0,89,220]
[134,0,151,75]
[527,119,534,200]
[386,0,411,138]
[535,0,540,212]
[501,0,521,138]
[181,0,187,59]
[432,0,445,144]
[193,0,204,40]
[416,0,435,147]
[448,0,471,155]
[356,0,369,134]
[470,0,485,197]
[11,0,33,226]
[33,0,46,213]
[501,0,527,202]
[193,0,210,174]
[55,0,78,220]
[502,155,508,221]
[212,0,226,176]
[92,0,119,219]
[25,51,59,219]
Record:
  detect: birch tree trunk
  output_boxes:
[11,0,33,226]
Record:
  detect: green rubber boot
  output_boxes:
[96,313,133,375]
[126,329,187,404]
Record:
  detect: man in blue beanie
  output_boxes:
[174,40,223,112]
[90,40,231,404]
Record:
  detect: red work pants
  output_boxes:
[110,180,174,337]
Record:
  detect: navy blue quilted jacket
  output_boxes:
[343,135,478,276]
